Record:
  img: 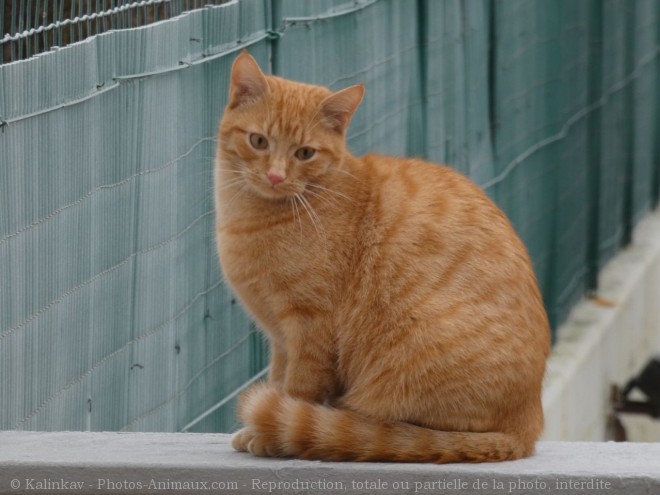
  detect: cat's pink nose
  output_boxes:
[267,171,285,186]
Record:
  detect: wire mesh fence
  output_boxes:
[1,0,229,63]
[1,0,659,432]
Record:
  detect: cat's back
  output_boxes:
[346,153,548,344]
[355,153,519,250]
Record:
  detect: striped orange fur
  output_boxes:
[215,51,550,463]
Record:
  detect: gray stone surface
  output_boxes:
[1,432,659,494]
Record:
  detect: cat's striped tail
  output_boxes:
[232,383,532,463]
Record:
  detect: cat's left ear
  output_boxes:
[228,51,269,109]
[320,84,365,133]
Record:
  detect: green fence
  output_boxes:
[1,0,659,433]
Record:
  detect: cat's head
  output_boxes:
[218,51,364,200]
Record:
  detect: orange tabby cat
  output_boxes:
[214,51,550,463]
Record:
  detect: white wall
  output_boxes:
[542,209,660,441]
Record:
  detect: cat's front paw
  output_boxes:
[231,426,255,452]
[232,426,282,457]
[246,433,280,457]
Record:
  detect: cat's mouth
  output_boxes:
[247,173,305,200]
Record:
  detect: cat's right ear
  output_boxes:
[228,51,269,109]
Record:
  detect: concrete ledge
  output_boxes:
[1,432,659,494]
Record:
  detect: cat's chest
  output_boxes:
[217,216,326,297]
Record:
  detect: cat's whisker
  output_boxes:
[214,177,248,195]
[331,166,363,183]
[217,175,247,186]
[224,183,249,211]
[303,188,341,210]
[216,168,243,174]
[289,195,304,242]
[209,164,245,175]
[297,193,326,247]
[306,183,353,203]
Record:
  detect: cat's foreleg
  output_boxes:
[282,324,337,403]
[267,340,287,386]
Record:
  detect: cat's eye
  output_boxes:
[249,133,269,150]
[295,147,316,161]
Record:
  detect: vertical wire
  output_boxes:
[586,0,603,293]
[16,0,25,61]
[41,0,49,53]
[621,1,636,246]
